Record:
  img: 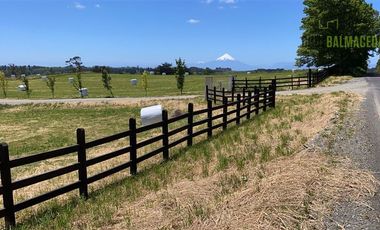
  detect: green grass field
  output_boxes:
[1,71,305,99]
[0,98,206,157]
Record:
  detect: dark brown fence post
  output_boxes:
[232,77,235,93]
[259,76,262,88]
[223,97,228,130]
[207,100,212,138]
[162,110,169,161]
[129,118,137,175]
[247,91,252,119]
[205,85,209,101]
[76,128,88,199]
[236,94,241,125]
[308,69,312,88]
[213,87,217,104]
[271,79,276,108]
[0,143,16,229]
[222,88,225,100]
[187,103,194,146]
[263,87,267,112]
[242,88,246,106]
[245,77,248,89]
[254,87,260,115]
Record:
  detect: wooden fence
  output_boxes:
[231,69,329,93]
[207,79,276,104]
[0,85,276,229]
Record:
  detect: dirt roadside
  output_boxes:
[308,78,380,229]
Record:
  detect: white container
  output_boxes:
[79,88,88,97]
[37,74,41,77]
[68,77,74,84]
[141,105,162,126]
[18,84,27,91]
[130,79,138,86]
[149,71,155,75]
[11,75,15,78]
[41,76,48,81]
[185,72,189,76]
[162,73,166,76]
[21,74,26,78]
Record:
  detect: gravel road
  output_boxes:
[307,77,380,229]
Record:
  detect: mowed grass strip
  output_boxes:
[2,71,305,99]
[7,92,374,230]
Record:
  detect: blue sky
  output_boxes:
[1,0,379,68]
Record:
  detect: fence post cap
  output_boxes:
[129,118,136,124]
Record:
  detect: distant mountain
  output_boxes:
[197,53,254,71]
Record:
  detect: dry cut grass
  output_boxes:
[317,76,353,87]
[110,150,377,230]
[95,92,378,230]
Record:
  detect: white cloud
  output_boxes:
[74,2,86,9]
[220,0,237,4]
[203,0,214,3]
[187,19,200,24]
[95,4,101,8]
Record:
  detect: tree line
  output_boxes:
[0,56,189,99]
[0,63,233,77]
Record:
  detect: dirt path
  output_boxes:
[278,77,369,96]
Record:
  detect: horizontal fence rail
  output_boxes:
[0,85,276,229]
[215,69,329,101]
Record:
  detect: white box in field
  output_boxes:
[18,84,27,91]
[79,88,88,97]
[41,76,48,81]
[141,105,162,126]
[130,79,138,86]
[68,77,74,83]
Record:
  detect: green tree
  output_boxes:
[297,0,380,76]
[155,62,175,75]
[66,56,85,97]
[0,71,8,98]
[175,58,186,95]
[101,67,113,97]
[142,70,148,96]
[376,58,380,74]
[46,76,56,98]
[21,75,31,98]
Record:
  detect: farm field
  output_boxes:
[1,70,306,99]
[0,92,376,229]
[0,98,206,157]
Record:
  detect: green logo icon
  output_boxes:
[319,19,339,30]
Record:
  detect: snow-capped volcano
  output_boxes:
[216,53,235,61]
[197,53,253,71]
